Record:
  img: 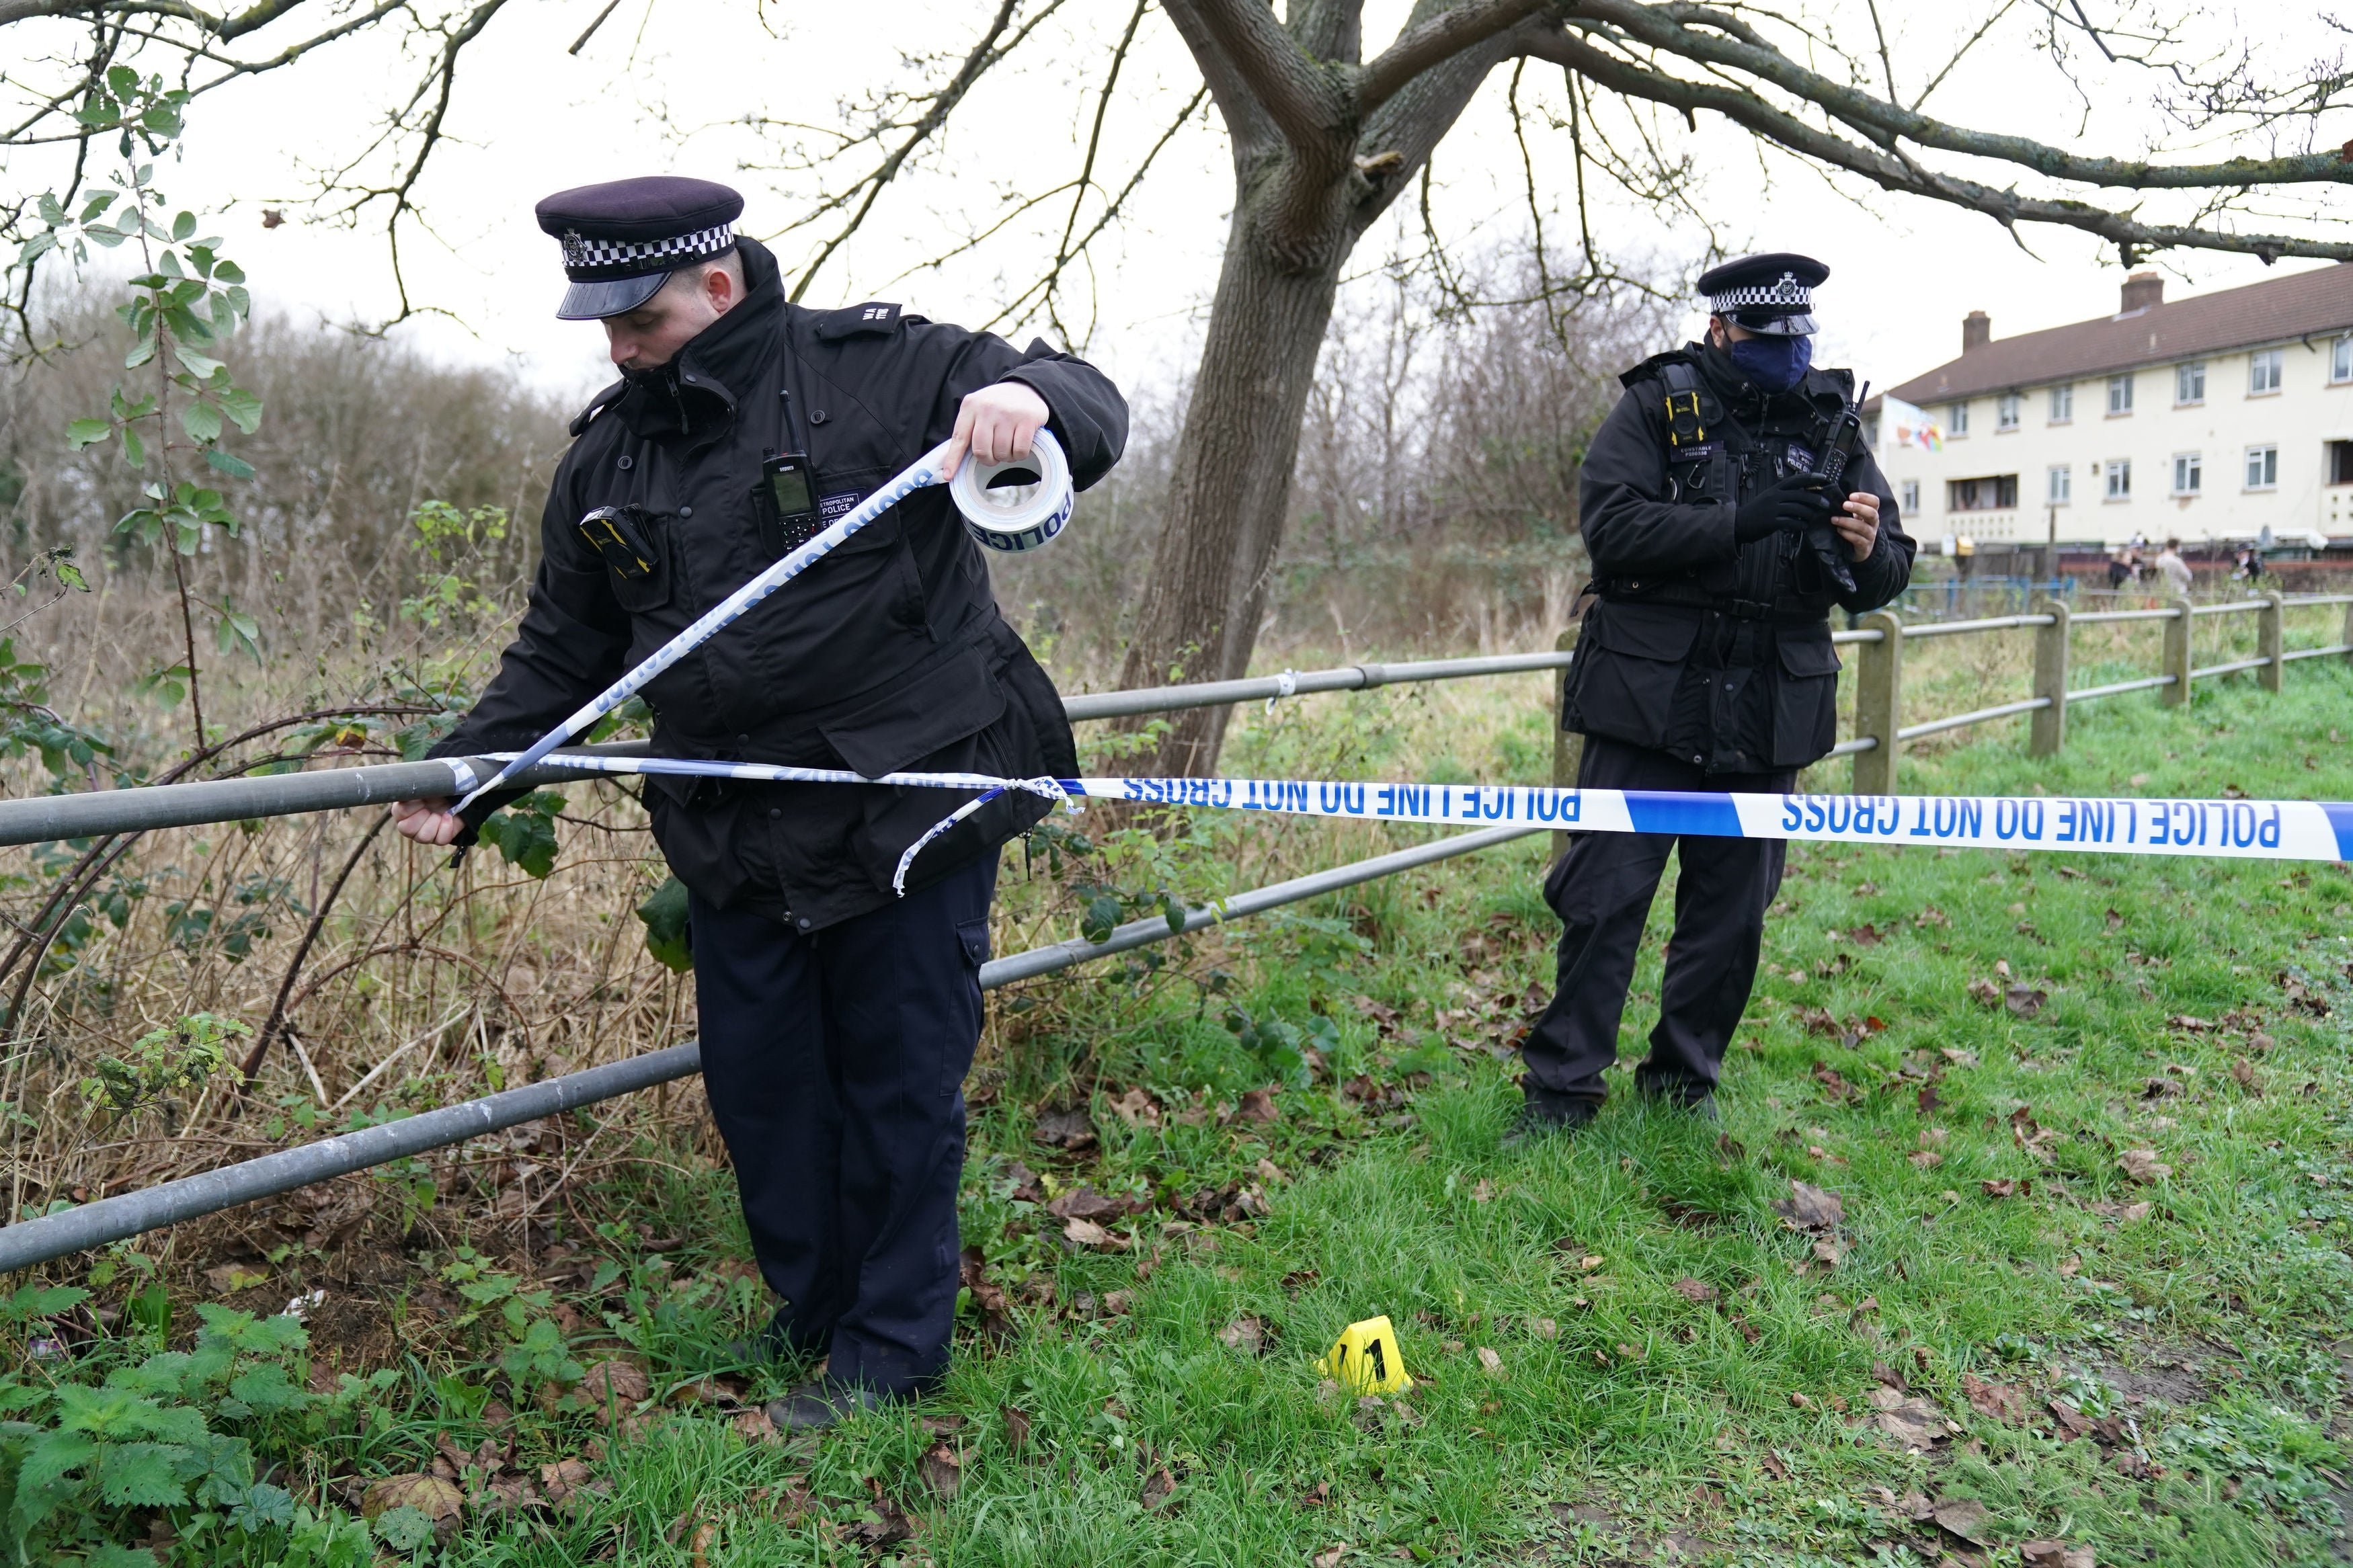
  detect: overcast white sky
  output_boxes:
[10,1,2346,407]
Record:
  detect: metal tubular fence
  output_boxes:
[3,589,2347,1270]
[0,824,1541,1272]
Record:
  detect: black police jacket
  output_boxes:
[434,237,1128,932]
[1562,341,1915,774]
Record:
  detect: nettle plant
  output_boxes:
[21,67,265,751]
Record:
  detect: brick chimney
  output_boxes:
[1962,310,1991,354]
[2120,270,2163,313]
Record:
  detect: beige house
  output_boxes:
[1875,267,2353,550]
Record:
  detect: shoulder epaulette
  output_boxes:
[569,378,628,438]
[811,301,907,342]
[1618,347,1700,392]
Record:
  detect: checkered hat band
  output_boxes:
[560,222,735,280]
[1709,273,1811,313]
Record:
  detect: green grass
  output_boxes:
[23,661,2353,1567]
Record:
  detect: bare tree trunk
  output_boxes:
[1115,214,1345,774]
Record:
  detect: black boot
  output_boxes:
[764,1376,892,1433]
[1501,1087,1602,1147]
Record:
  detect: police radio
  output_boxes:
[1802,380,1870,597]
[759,450,824,556]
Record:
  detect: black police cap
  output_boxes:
[1696,251,1828,337]
[534,176,746,321]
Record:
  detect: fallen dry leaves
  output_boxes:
[2118,1149,2173,1184]
[1771,1180,1844,1231]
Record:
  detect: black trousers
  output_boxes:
[1523,735,1792,1104]
[690,852,996,1397]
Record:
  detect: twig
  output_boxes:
[241,813,390,1083]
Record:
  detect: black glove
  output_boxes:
[1732,473,1837,543]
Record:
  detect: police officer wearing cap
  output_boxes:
[389,177,1128,1426]
[1511,253,1913,1139]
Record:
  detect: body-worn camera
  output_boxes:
[577,504,660,579]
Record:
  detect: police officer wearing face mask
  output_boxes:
[387,177,1128,1427]
[1511,253,1913,1139]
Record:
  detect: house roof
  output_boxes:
[1887,263,2353,406]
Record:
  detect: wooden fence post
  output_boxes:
[2161,596,2194,706]
[1550,624,1583,862]
[2259,590,2285,693]
[2029,597,2070,757]
[1851,610,1903,795]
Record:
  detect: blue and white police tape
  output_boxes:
[449,429,1074,819]
[485,752,2353,895]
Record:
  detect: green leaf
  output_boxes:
[54,560,90,592]
[171,210,196,241]
[227,1363,315,1415]
[205,448,255,480]
[65,418,112,449]
[171,345,223,380]
[89,1544,161,1568]
[218,385,263,434]
[636,874,693,973]
[373,1504,435,1553]
[180,401,222,443]
[1,1283,89,1319]
[122,426,146,468]
[96,1440,193,1507]
[477,807,559,880]
[16,1428,96,1492]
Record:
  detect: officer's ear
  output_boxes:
[1705,315,1726,349]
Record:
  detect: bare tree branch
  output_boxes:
[1177,0,1351,149]
[1359,0,1547,112]
[1526,24,2353,262]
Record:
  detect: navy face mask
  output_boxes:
[1728,333,1813,393]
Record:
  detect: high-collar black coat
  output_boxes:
[1564,341,1914,774]
[435,239,1127,930]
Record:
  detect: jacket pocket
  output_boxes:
[818,645,1006,778]
[578,507,675,615]
[1769,628,1841,767]
[1563,603,1702,750]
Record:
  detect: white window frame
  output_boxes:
[2107,374,2134,415]
[1899,479,1921,515]
[2244,444,2279,491]
[2048,383,2073,423]
[2171,452,2202,495]
[2175,362,2205,405]
[2333,337,2353,385]
[1996,392,2021,431]
[1948,401,1970,436]
[2249,348,2284,395]
[2047,465,2071,505]
[2104,458,2131,501]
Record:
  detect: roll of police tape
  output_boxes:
[506,752,2353,892]
[452,431,1072,817]
[950,427,1073,553]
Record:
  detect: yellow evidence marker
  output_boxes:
[1318,1315,1414,1394]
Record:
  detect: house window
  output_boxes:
[2245,444,2279,489]
[1946,474,2018,511]
[2334,337,2352,384]
[2104,459,2131,499]
[2175,362,2205,405]
[1948,401,1970,436]
[2047,465,2071,505]
[2171,453,2202,495]
[2250,348,2284,395]
[2331,440,2353,485]
[2107,374,2133,414]
[1996,393,2021,430]
[1899,479,1920,515]
[2048,383,2073,423]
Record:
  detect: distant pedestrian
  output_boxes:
[2231,545,2265,583]
[2156,538,2194,596]
[2104,550,2134,591]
